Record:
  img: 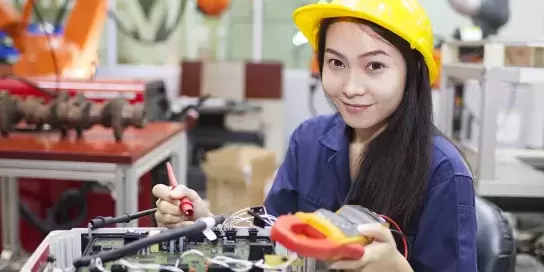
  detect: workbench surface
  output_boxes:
[0,122,185,164]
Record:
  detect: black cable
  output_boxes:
[88,208,158,230]
[0,74,56,97]
[30,0,59,92]
[19,182,95,235]
[73,215,225,268]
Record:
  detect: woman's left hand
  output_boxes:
[329,223,411,272]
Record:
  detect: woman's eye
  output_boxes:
[367,62,384,70]
[328,59,345,68]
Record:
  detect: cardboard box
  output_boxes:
[202,145,277,215]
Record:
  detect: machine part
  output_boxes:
[0,92,146,141]
[197,0,231,17]
[94,97,147,141]
[22,226,308,272]
[0,90,19,135]
[110,0,188,45]
[0,0,108,78]
[448,0,509,38]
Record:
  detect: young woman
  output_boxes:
[153,0,477,271]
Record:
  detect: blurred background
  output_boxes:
[2,0,544,271]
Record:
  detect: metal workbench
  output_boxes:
[0,123,187,260]
[438,41,544,198]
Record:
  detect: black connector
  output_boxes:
[247,210,268,228]
[88,208,158,230]
[73,215,225,268]
[248,228,258,242]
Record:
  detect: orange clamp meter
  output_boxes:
[270,205,387,261]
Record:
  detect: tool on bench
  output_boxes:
[166,162,194,217]
[271,205,400,261]
[0,91,146,140]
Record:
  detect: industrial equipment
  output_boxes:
[22,206,309,272]
[197,0,231,17]
[23,227,304,272]
[0,91,146,141]
[0,0,107,78]
[182,99,265,195]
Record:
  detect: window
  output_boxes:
[262,0,315,69]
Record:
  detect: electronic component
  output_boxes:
[22,206,309,271]
[271,205,387,261]
[22,227,307,272]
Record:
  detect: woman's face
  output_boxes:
[321,20,407,130]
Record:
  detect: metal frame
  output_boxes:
[438,41,544,198]
[0,131,187,256]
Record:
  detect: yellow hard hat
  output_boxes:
[293,0,438,84]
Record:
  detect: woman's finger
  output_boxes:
[169,185,200,201]
[329,259,364,270]
[155,212,184,225]
[358,223,396,246]
[155,210,165,227]
[156,199,183,216]
[152,184,174,201]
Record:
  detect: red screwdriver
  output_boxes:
[166,162,194,218]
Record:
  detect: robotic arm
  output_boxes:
[0,0,108,78]
[448,0,510,38]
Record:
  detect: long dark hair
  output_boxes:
[317,18,434,231]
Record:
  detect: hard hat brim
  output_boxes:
[293,3,438,84]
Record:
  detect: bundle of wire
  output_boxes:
[46,249,298,272]
[89,250,298,272]
[222,207,278,229]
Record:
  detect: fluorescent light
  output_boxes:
[292,31,308,46]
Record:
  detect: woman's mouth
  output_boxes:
[342,102,372,114]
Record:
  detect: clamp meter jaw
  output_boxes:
[270,205,387,261]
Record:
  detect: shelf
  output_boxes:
[463,147,544,198]
[443,64,544,84]
[479,180,544,198]
[442,63,485,81]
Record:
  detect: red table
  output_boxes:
[0,122,187,255]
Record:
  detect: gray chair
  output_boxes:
[475,196,516,272]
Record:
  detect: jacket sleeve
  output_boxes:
[409,175,478,272]
[263,126,300,217]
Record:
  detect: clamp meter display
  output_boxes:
[270,205,386,261]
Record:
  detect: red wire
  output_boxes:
[378,214,408,259]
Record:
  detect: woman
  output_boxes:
[153,0,478,271]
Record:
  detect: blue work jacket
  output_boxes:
[264,113,477,272]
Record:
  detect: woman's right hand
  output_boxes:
[152,184,212,228]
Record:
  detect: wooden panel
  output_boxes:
[202,61,245,100]
[0,122,184,163]
[180,61,202,97]
[245,62,282,99]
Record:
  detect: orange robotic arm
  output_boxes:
[0,0,108,79]
[0,0,33,52]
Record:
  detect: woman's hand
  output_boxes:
[152,184,213,228]
[329,223,412,272]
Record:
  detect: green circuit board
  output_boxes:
[79,230,276,272]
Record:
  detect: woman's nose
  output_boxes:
[342,74,366,98]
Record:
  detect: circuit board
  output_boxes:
[78,228,280,272]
